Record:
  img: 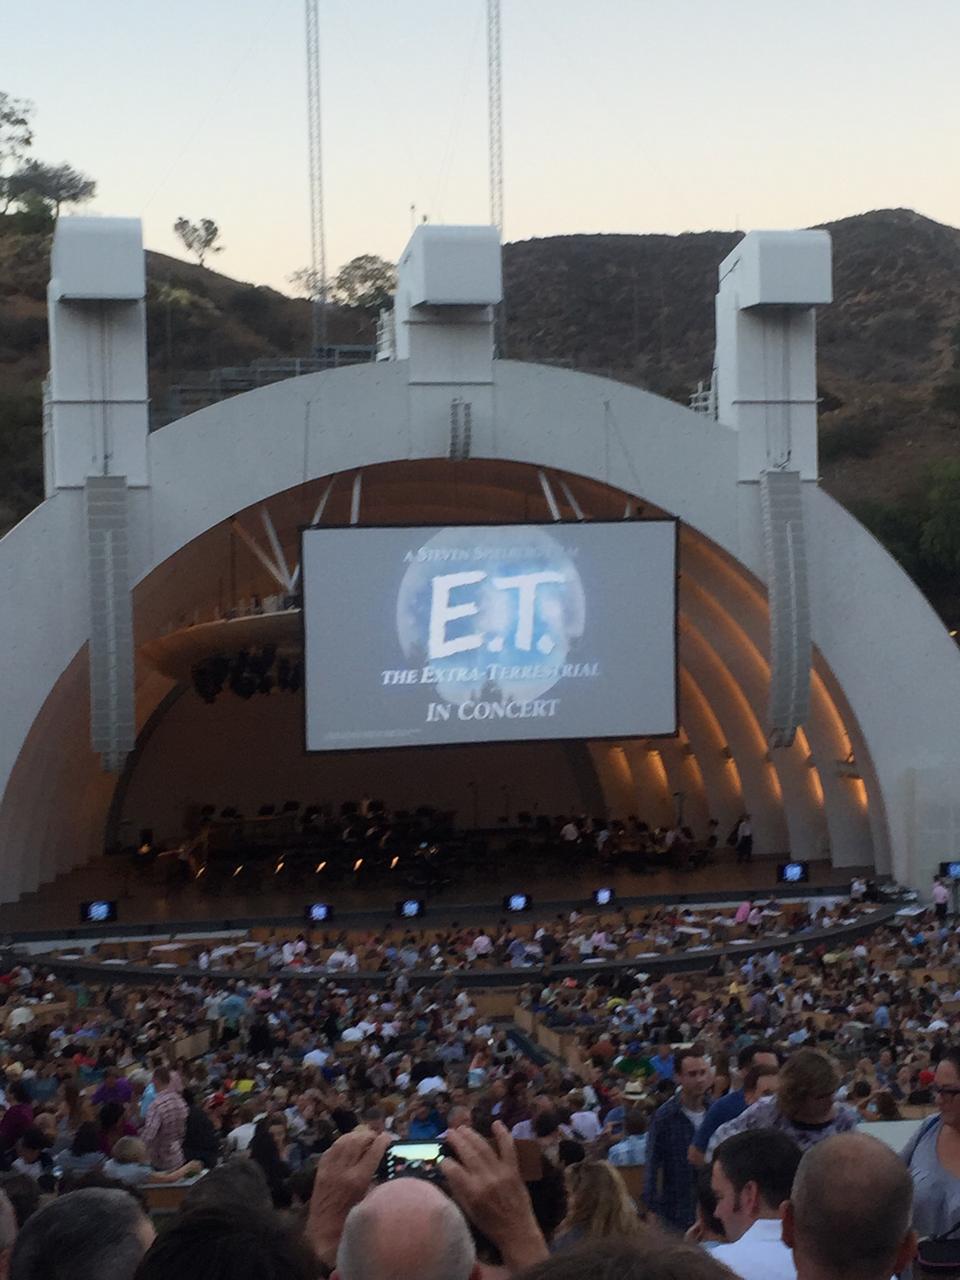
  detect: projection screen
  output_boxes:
[302,520,677,752]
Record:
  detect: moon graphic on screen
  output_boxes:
[396,526,586,706]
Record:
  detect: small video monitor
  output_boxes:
[940,862,960,881]
[305,903,333,924]
[503,892,532,913]
[396,898,425,920]
[81,900,117,924]
[593,887,615,908]
[777,862,809,885]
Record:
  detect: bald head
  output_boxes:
[785,1134,915,1280]
[336,1179,476,1280]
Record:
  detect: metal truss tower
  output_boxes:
[487,0,503,234]
[305,0,327,353]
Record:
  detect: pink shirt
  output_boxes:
[735,902,751,925]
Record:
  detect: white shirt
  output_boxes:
[711,1218,796,1280]
[570,1109,602,1141]
[303,1048,329,1068]
[560,823,580,842]
[417,1075,447,1096]
[224,1122,257,1154]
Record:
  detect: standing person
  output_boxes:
[933,876,951,923]
[709,1130,802,1280]
[706,1049,857,1158]
[783,1133,916,1280]
[736,816,753,864]
[551,1161,645,1253]
[140,1067,188,1171]
[644,1046,712,1231]
[903,1044,960,1238]
[690,1049,780,1167]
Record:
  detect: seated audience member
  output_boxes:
[308,1124,548,1277]
[54,1122,104,1177]
[690,1044,780,1166]
[9,1131,50,1184]
[10,1188,155,1280]
[132,1206,316,1280]
[182,1089,221,1169]
[552,1160,646,1252]
[102,1137,202,1187]
[706,1050,856,1158]
[608,1107,648,1167]
[782,1132,916,1280]
[179,1156,273,1216]
[709,1129,802,1280]
[249,1119,293,1208]
[686,1166,726,1249]
[0,1176,38,1231]
[0,1086,33,1156]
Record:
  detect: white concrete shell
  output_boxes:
[0,220,958,905]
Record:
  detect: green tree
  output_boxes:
[0,92,34,212]
[174,217,224,267]
[330,254,396,311]
[6,160,95,215]
[287,266,324,298]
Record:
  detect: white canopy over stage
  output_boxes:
[0,217,958,903]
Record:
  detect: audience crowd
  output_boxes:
[0,890,957,1280]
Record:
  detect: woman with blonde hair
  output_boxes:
[552,1159,646,1251]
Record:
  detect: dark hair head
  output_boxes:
[557,1140,586,1167]
[70,1123,102,1158]
[133,1207,316,1280]
[695,1165,724,1237]
[517,1236,733,1280]
[713,1129,802,1211]
[180,1157,271,1216]
[778,1049,839,1122]
[938,1046,960,1078]
[10,1188,149,1280]
[534,1110,560,1139]
[676,1045,707,1072]
[8,1082,29,1106]
[738,1042,775,1071]
[99,1102,124,1132]
[742,1064,778,1094]
[17,1128,46,1154]
[0,1173,39,1229]
[624,1108,647,1137]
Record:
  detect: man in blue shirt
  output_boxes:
[608,1107,648,1167]
[648,1043,676,1082]
[644,1046,712,1231]
[690,1042,779,1166]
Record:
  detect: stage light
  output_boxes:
[315,861,327,873]
[777,861,809,884]
[390,855,399,869]
[81,900,117,924]
[305,903,333,924]
[274,860,285,874]
[195,866,206,879]
[592,887,615,908]
[396,898,425,919]
[504,892,532,913]
[232,864,244,877]
[353,858,364,872]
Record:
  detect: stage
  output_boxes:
[0,849,874,939]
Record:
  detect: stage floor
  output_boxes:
[0,851,873,936]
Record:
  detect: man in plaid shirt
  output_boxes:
[644,1046,712,1230]
[141,1067,188,1171]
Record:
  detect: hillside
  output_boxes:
[2,208,959,619]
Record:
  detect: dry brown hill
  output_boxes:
[2,208,959,618]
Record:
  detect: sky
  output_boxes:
[6,0,960,293]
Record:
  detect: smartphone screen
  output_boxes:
[385,1141,445,1179]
